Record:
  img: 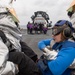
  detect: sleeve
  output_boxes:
[38,39,52,50]
[1,61,18,75]
[47,47,75,75]
[0,38,18,75]
[0,38,9,67]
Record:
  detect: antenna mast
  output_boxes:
[9,0,16,5]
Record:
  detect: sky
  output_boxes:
[0,0,73,27]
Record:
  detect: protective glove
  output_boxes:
[73,33,75,39]
[43,47,58,60]
[69,59,75,69]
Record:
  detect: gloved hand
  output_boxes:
[69,59,75,69]
[73,33,75,39]
[43,47,58,60]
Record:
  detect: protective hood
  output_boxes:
[0,16,22,40]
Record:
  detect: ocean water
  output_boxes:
[20,25,27,29]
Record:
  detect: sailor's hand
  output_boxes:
[43,47,58,60]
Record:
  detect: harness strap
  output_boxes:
[0,30,13,51]
[0,30,7,43]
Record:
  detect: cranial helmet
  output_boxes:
[67,11,74,17]
[52,20,74,38]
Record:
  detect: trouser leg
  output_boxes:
[8,52,42,75]
[20,41,38,62]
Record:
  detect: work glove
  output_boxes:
[73,33,75,39]
[43,47,58,60]
[69,59,75,69]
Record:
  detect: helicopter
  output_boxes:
[28,11,52,34]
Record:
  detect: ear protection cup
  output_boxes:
[54,20,74,38]
[63,27,72,38]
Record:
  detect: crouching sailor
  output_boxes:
[38,20,75,75]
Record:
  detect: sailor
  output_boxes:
[0,1,41,75]
[38,20,75,75]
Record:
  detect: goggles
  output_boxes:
[52,28,63,36]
